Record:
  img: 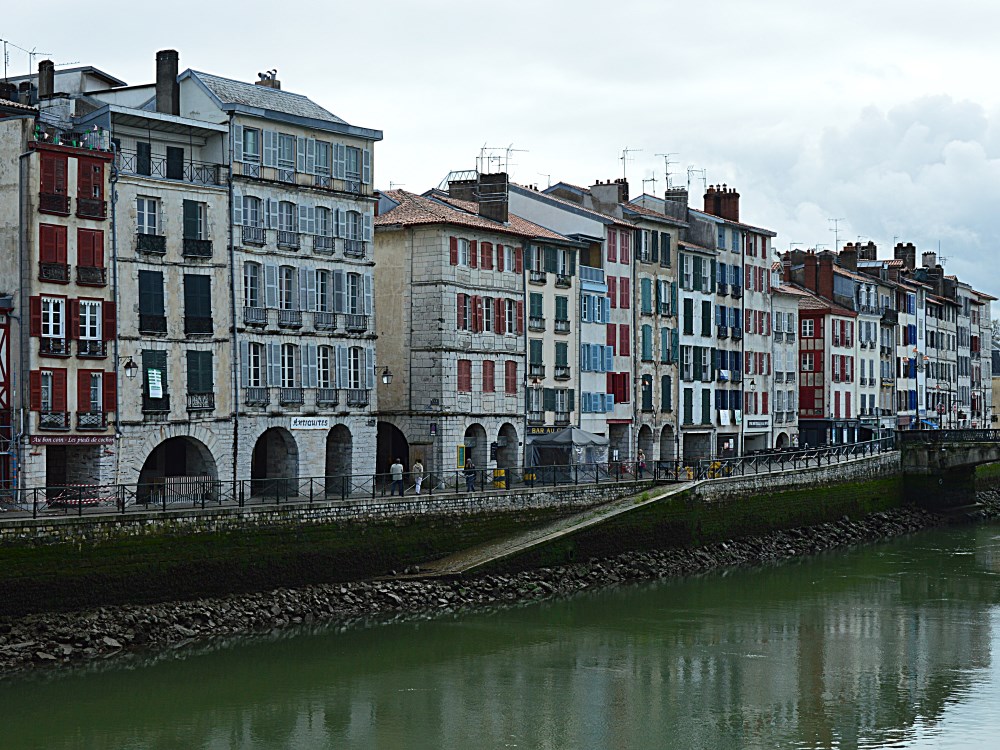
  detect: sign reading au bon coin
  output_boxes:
[290,417,331,430]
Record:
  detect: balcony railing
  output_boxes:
[555,411,571,425]
[579,265,604,284]
[136,233,166,254]
[731,285,742,299]
[717,325,729,339]
[142,395,170,413]
[76,265,107,286]
[528,316,545,331]
[717,282,729,295]
[344,314,368,332]
[115,149,225,186]
[528,410,544,425]
[184,316,213,335]
[244,387,269,406]
[555,274,572,288]
[242,225,266,246]
[277,230,300,250]
[77,339,107,357]
[278,309,303,328]
[186,393,215,411]
[314,311,337,331]
[529,270,547,284]
[182,237,213,258]
[554,319,570,334]
[38,262,70,283]
[76,198,107,220]
[344,239,366,258]
[39,192,70,215]
[554,365,571,380]
[243,306,268,326]
[529,363,545,377]
[76,411,107,430]
[731,327,743,340]
[40,337,70,356]
[316,388,339,406]
[279,388,304,405]
[346,388,370,407]
[139,314,167,334]
[313,235,335,254]
[39,411,70,430]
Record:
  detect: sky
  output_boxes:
[6,0,1000,296]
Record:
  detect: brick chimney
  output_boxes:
[155,50,180,116]
[818,251,835,300]
[703,183,740,222]
[781,252,792,282]
[803,251,819,294]
[37,60,55,99]
[858,240,877,261]
[839,243,858,272]
[894,242,916,270]
[477,172,509,223]
[448,178,478,203]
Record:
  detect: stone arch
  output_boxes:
[637,424,654,460]
[659,426,676,462]
[496,422,519,470]
[775,431,789,449]
[137,435,219,504]
[325,424,353,496]
[376,421,410,476]
[251,427,299,497]
[463,423,488,468]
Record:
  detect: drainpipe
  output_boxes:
[227,117,240,487]
[17,143,33,489]
[109,132,121,486]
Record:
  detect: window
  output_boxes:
[315,141,330,176]
[348,272,364,315]
[505,360,517,393]
[84,371,103,414]
[801,318,814,337]
[41,297,65,338]
[316,206,332,237]
[138,271,165,316]
[165,146,184,180]
[243,196,262,227]
[316,345,334,388]
[457,359,472,392]
[183,200,205,240]
[346,146,361,179]
[79,300,102,341]
[482,360,495,392]
[505,299,517,333]
[243,128,261,162]
[186,350,214,394]
[316,270,331,312]
[247,342,264,387]
[183,275,212,333]
[504,245,515,272]
[801,352,814,372]
[136,197,158,235]
[278,201,295,232]
[40,152,68,196]
[77,229,104,270]
[281,344,298,387]
[483,297,494,332]
[347,211,363,241]
[555,296,569,321]
[78,158,104,200]
[244,262,261,307]
[717,226,726,249]
[279,266,296,310]
[278,134,295,170]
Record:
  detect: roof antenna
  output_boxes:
[642,174,657,195]
[656,152,677,188]
[828,217,846,253]
[620,147,641,181]
[686,166,706,193]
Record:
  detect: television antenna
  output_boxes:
[620,147,642,180]
[828,217,846,252]
[686,166,706,193]
[477,143,527,175]
[656,153,678,188]
[537,172,552,188]
[0,37,52,80]
[642,174,658,195]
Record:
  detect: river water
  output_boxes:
[2,522,999,750]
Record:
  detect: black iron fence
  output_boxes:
[896,429,1000,444]
[0,437,897,520]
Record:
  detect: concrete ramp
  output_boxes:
[407,481,697,577]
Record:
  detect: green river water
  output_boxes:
[2,522,999,749]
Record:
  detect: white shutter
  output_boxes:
[305,343,318,388]
[365,347,375,389]
[233,124,244,163]
[363,273,373,316]
[298,267,309,311]
[336,345,349,388]
[306,138,316,174]
[362,148,371,184]
[268,199,278,229]
[263,130,278,167]
[333,270,346,313]
[240,339,249,386]
[306,268,317,311]
[232,190,243,226]
[363,213,373,242]
[296,136,306,173]
[308,206,316,235]
[267,342,281,386]
[335,143,346,179]
[336,208,346,238]
[298,204,308,234]
[264,264,278,308]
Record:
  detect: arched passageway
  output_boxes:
[659,426,676,462]
[463,423,488,468]
[138,436,218,503]
[376,421,410,476]
[251,427,298,497]
[496,423,519,469]
[637,425,654,460]
[325,424,353,496]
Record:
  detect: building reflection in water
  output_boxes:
[1,525,999,749]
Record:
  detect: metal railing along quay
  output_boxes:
[0,438,895,521]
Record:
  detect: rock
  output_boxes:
[35,651,56,661]
[173,624,196,638]
[102,636,122,649]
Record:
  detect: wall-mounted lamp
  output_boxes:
[119,356,138,380]
[380,366,393,386]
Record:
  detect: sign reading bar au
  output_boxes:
[290,417,331,430]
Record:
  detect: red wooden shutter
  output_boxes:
[449,236,458,265]
[607,231,617,262]
[766,312,771,335]
[620,278,629,309]
[457,293,466,328]
[29,371,41,410]
[41,153,56,194]
[745,352,752,374]
[481,242,491,269]
[68,299,80,339]
[620,325,630,356]
[745,310,751,333]
[482,360,493,392]
[514,246,523,274]
[622,374,630,404]
[497,244,505,272]
[52,369,67,411]
[29,296,41,336]
[516,300,524,334]
[606,372,614,396]
[469,240,478,268]
[496,300,505,334]
[92,230,105,267]
[606,323,616,353]
[55,225,67,263]
[472,296,482,332]
[103,371,117,411]
[745,265,751,289]
[767,353,771,375]
[78,159,93,200]
[40,225,56,262]
[103,301,116,340]
[608,276,617,308]
[77,229,92,267]
[77,370,92,412]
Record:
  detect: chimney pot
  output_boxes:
[155,49,180,116]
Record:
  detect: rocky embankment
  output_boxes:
[1,500,996,679]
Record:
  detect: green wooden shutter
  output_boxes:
[671,329,679,362]
[186,350,214,393]
[683,388,693,424]
[530,339,542,364]
[701,300,712,337]
[701,390,711,424]
[183,275,212,320]
[710,259,717,290]
[556,296,568,321]
[693,258,702,291]
[661,375,672,412]
[683,298,693,335]
[641,278,652,314]
[693,346,702,380]
[183,200,200,239]
[555,342,568,367]
[543,388,556,411]
[651,231,659,263]
[529,293,543,318]
[567,389,575,412]
[544,247,557,273]
[671,282,678,317]
[138,270,165,315]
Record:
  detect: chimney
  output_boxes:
[894,241,916,270]
[37,60,55,99]
[804,251,818,294]
[0,81,15,102]
[255,71,281,90]
[922,251,937,268]
[155,49,180,116]
[839,243,857,272]
[858,240,877,261]
[447,178,478,203]
[781,252,792,283]
[818,251,835,300]
[590,178,626,211]
[664,187,688,207]
[17,81,32,105]
[477,172,509,223]
[703,183,740,222]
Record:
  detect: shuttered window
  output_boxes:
[186,350,214,394]
[138,271,165,315]
[457,359,472,392]
[40,152,68,195]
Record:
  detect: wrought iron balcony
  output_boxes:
[136,233,166,254]
[555,274,571,288]
[182,237,213,258]
[529,363,545,377]
[528,410,544,425]
[313,235,335,254]
[76,265,107,286]
[242,225,266,246]
[278,168,295,184]
[77,339,107,357]
[731,327,743,340]
[115,149,225,186]
[344,239,366,258]
[316,388,339,406]
[76,411,107,430]
[344,314,367,332]
[554,319,570,334]
[528,270,547,284]
[38,262,69,283]
[731,285,742,298]
[39,192,70,216]
[344,177,362,194]
[314,311,337,331]
[39,337,70,356]
[277,230,300,250]
[717,325,729,339]
[554,365,571,380]
[76,198,107,220]
[555,411,571,425]
[186,393,215,411]
[717,281,729,295]
[528,316,545,331]
[346,388,370,407]
[184,316,213,335]
[243,306,268,326]
[39,411,70,430]
[279,387,304,405]
[277,309,303,328]
[139,314,167,334]
[244,387,269,406]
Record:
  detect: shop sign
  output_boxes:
[744,417,771,432]
[290,417,331,430]
[527,426,560,435]
[29,435,114,445]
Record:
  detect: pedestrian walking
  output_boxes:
[411,458,424,495]
[390,458,405,497]
[464,459,476,492]
[637,449,646,479]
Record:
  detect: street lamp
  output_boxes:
[380,366,393,386]
[119,356,138,380]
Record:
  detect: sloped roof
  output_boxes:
[187,70,348,123]
[0,98,37,113]
[510,183,634,228]
[621,201,687,227]
[784,283,857,317]
[376,190,569,241]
